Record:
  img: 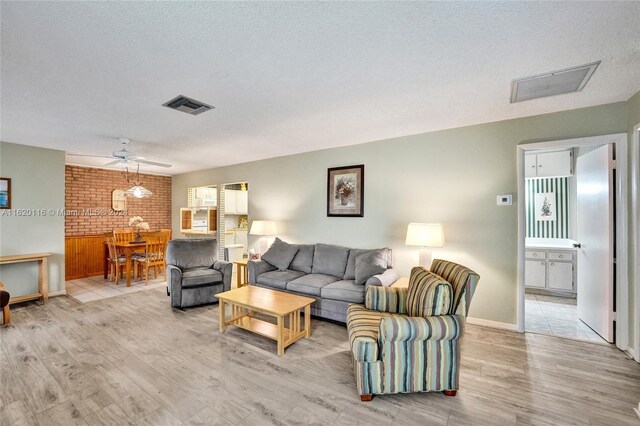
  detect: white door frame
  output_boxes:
[632,124,640,362]
[516,133,629,353]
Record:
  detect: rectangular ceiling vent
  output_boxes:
[510,61,600,103]
[162,95,214,115]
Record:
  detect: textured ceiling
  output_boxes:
[1,2,639,175]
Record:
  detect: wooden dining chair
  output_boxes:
[106,237,126,284]
[113,228,135,244]
[160,228,172,239]
[135,235,169,284]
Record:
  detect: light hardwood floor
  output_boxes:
[1,289,639,426]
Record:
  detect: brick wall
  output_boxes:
[65,165,172,236]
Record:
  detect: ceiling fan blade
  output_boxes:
[104,159,122,166]
[127,155,145,161]
[67,153,114,159]
[136,159,172,168]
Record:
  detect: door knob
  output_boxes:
[573,243,581,248]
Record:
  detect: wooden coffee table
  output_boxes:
[216,286,315,356]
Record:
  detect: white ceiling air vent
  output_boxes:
[162,95,214,115]
[510,61,600,103]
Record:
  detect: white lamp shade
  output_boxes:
[250,220,277,236]
[405,223,444,247]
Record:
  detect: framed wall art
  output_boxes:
[327,164,364,217]
[535,192,556,222]
[0,178,10,209]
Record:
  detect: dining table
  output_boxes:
[114,241,147,287]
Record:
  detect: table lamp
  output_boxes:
[405,223,444,268]
[249,220,277,254]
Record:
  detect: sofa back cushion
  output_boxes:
[289,244,315,274]
[311,244,350,278]
[406,266,453,317]
[344,247,392,280]
[355,250,388,285]
[166,238,217,271]
[261,238,299,271]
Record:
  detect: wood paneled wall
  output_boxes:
[65,235,106,280]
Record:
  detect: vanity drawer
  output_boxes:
[525,250,546,259]
[548,251,573,261]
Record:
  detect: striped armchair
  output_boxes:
[346,259,479,401]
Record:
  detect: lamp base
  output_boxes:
[259,237,269,255]
[418,249,433,270]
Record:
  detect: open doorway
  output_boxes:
[220,182,249,286]
[517,134,629,350]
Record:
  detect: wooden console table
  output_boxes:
[0,252,51,304]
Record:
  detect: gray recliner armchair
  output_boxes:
[166,239,232,308]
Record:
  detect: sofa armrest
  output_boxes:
[365,286,408,314]
[248,260,276,284]
[213,260,232,291]
[379,315,462,342]
[365,268,400,288]
[166,264,183,307]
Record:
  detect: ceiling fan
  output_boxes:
[67,138,172,168]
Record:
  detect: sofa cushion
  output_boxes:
[256,270,305,290]
[321,280,365,304]
[287,273,339,296]
[346,304,392,362]
[290,244,315,274]
[343,249,367,280]
[355,249,388,285]
[181,268,223,288]
[261,238,299,271]
[406,267,453,317]
[311,244,350,277]
[344,247,391,280]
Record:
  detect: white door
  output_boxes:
[547,262,573,291]
[525,154,537,178]
[536,151,572,177]
[525,260,546,287]
[224,190,237,214]
[576,145,614,342]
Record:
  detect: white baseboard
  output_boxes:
[49,290,67,298]
[625,347,639,363]
[466,316,518,332]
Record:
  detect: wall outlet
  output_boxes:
[497,194,512,206]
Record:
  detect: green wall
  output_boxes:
[173,102,628,326]
[0,142,66,295]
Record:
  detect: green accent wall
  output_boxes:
[526,177,570,239]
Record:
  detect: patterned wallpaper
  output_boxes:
[525,177,570,239]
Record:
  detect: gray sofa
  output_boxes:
[248,242,398,322]
[166,239,232,308]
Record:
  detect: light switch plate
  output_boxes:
[497,194,512,206]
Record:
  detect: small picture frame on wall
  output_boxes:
[0,178,10,209]
[327,164,364,217]
[535,192,556,222]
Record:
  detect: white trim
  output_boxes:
[516,134,629,351]
[50,290,67,297]
[467,316,518,332]
[632,123,640,362]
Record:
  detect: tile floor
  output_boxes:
[66,274,166,303]
[525,292,607,344]
[67,266,242,304]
